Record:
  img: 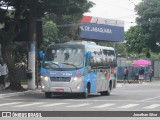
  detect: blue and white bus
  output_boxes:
[40,41,117,98]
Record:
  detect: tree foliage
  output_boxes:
[0,0,94,90]
[125,0,160,57]
[135,0,160,52]
[42,21,58,47]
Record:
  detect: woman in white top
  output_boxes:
[1,61,8,88]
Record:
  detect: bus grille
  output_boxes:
[50,77,71,82]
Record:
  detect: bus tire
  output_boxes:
[100,90,110,96]
[45,92,52,98]
[81,88,88,99]
[100,82,111,96]
[106,82,112,96]
[106,89,111,96]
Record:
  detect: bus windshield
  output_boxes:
[42,45,84,70]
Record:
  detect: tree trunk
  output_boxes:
[1,42,25,91]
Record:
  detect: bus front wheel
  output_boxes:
[45,92,52,98]
[81,88,89,98]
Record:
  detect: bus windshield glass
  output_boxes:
[42,45,84,70]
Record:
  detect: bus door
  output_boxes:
[84,53,97,93]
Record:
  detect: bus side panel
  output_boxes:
[96,70,110,92]
[84,71,97,93]
[96,67,117,92]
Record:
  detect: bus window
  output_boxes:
[42,46,84,70]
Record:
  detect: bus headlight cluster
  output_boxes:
[40,76,49,81]
[71,76,84,82]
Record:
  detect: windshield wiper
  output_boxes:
[48,62,62,70]
[61,62,78,70]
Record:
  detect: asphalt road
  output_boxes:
[0,80,160,119]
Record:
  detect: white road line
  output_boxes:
[140,96,160,101]
[91,103,115,108]
[139,96,160,102]
[13,102,44,107]
[39,103,69,107]
[144,104,160,109]
[118,104,139,109]
[66,100,135,102]
[0,102,22,107]
[65,103,91,107]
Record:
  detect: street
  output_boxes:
[0,80,159,120]
[0,80,159,112]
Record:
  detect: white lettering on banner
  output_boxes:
[80,26,112,34]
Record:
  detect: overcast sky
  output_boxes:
[84,0,142,31]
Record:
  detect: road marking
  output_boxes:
[144,104,160,109]
[65,103,91,107]
[13,102,44,107]
[66,99,135,102]
[118,104,139,108]
[91,103,115,108]
[0,102,22,106]
[140,96,160,102]
[39,103,69,107]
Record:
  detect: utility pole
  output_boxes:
[27,2,38,89]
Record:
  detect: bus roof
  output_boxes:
[48,40,114,50]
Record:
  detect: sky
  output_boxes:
[84,0,142,31]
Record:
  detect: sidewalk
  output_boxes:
[117,77,159,83]
[0,84,41,98]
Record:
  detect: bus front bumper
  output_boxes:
[41,83,84,93]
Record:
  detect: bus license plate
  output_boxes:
[55,89,64,92]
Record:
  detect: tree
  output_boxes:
[42,21,58,47]
[134,0,160,53]
[51,0,94,41]
[125,26,151,57]
[0,0,94,91]
[125,0,160,58]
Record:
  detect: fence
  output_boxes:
[116,57,151,80]
[153,61,160,78]
[117,66,150,80]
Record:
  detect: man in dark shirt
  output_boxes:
[139,67,144,83]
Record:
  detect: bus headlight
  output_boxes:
[40,76,49,81]
[71,76,84,82]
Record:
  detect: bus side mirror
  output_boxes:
[87,51,92,59]
[39,51,45,59]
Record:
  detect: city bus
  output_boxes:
[40,41,117,98]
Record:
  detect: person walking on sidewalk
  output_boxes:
[123,67,130,84]
[138,67,144,83]
[0,62,2,89]
[1,61,8,89]
[148,67,153,82]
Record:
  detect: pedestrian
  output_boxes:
[123,67,130,84]
[1,61,8,89]
[138,67,144,83]
[148,67,153,82]
[0,62,2,89]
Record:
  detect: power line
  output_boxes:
[100,0,135,12]
[113,14,138,19]
[128,0,136,6]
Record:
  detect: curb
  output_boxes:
[0,90,34,98]
[0,86,42,98]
